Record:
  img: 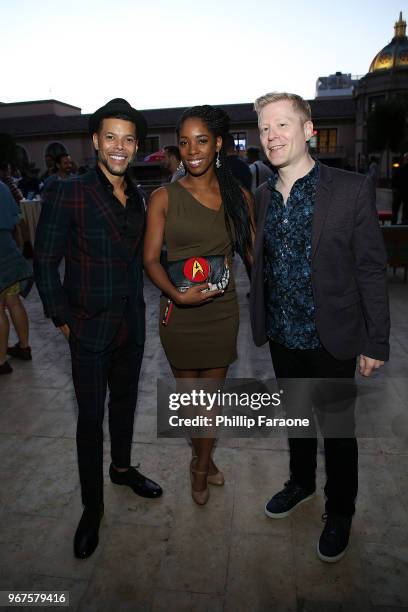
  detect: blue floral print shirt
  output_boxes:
[264,162,321,349]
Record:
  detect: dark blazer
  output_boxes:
[34,170,145,353]
[250,163,390,361]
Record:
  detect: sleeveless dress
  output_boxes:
[159,181,239,369]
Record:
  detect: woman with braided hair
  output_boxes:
[144,105,253,505]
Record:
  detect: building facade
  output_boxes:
[1,11,407,182]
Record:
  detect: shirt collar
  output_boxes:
[95,164,135,198]
[268,160,319,191]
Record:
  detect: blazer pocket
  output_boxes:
[337,290,361,309]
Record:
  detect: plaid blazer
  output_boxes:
[34,169,145,352]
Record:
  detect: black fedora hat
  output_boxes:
[89,98,148,140]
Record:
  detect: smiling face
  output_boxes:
[258,100,313,169]
[92,117,137,178]
[178,117,222,177]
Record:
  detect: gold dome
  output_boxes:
[369,12,408,72]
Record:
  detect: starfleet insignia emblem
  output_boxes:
[183,257,210,283]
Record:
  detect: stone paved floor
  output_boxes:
[0,261,407,612]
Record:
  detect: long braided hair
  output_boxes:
[176,105,252,260]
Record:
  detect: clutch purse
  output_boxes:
[162,255,230,326]
[166,255,230,293]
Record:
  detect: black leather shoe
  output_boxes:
[109,463,163,498]
[74,504,104,559]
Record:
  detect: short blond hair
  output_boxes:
[254,92,312,124]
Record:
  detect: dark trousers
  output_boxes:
[269,341,358,517]
[69,310,143,508]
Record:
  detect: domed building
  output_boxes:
[369,12,408,72]
[355,12,408,177]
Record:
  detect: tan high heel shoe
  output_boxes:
[207,470,225,486]
[190,458,209,505]
[191,450,225,487]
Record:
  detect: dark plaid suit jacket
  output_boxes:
[34,169,145,352]
[250,163,390,361]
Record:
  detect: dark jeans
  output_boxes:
[70,311,143,508]
[269,341,358,517]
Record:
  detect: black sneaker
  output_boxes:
[317,513,352,562]
[265,480,315,519]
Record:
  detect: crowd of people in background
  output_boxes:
[0,154,90,201]
[6,140,408,205]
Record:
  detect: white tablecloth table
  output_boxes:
[20,199,42,246]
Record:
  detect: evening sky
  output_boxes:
[0,0,405,112]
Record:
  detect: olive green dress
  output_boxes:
[159,181,239,370]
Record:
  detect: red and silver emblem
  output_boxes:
[183,257,210,283]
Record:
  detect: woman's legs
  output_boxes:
[171,365,228,492]
[194,367,227,488]
[171,366,203,489]
[5,294,30,348]
[0,300,10,366]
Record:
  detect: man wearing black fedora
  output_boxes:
[34,99,163,559]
